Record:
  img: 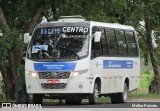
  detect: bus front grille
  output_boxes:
[38,72,71,79]
[41,83,67,89]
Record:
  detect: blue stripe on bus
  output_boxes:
[103,60,133,69]
[34,62,76,71]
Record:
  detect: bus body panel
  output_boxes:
[25,58,95,94]
[90,57,140,94]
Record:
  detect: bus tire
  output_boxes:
[33,94,44,104]
[89,82,99,104]
[110,83,128,104]
[118,83,128,103]
[110,94,117,104]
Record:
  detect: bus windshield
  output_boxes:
[27,26,90,61]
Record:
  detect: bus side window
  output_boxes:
[116,30,128,56]
[106,29,118,56]
[125,31,137,56]
[99,28,109,56]
[91,27,102,59]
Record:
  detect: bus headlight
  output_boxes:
[31,72,37,78]
[25,71,37,78]
[72,72,79,77]
[72,69,88,78]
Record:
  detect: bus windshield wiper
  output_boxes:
[35,47,57,61]
[58,47,81,60]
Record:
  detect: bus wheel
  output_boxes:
[89,82,99,104]
[33,94,44,104]
[110,94,118,104]
[111,83,128,103]
[118,82,128,103]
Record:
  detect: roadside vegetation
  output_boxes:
[128,71,159,100]
[128,59,157,100]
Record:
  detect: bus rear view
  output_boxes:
[24,16,140,104]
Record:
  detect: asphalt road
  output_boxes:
[41,101,160,108]
[1,108,160,111]
[1,100,160,111]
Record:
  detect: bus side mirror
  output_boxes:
[94,31,101,42]
[24,33,31,43]
[0,30,3,36]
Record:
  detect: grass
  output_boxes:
[0,99,15,102]
[140,72,154,88]
[98,96,110,102]
[128,68,158,100]
[129,93,160,100]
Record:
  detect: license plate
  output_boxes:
[47,79,60,84]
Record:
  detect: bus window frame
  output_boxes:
[115,29,128,56]
[125,31,139,57]
[91,26,139,58]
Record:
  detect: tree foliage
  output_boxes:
[1,0,160,100]
[0,0,46,99]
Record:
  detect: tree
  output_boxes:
[0,0,45,99]
[123,0,160,93]
[143,1,160,93]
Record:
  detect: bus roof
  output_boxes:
[37,20,134,31]
[90,21,134,30]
